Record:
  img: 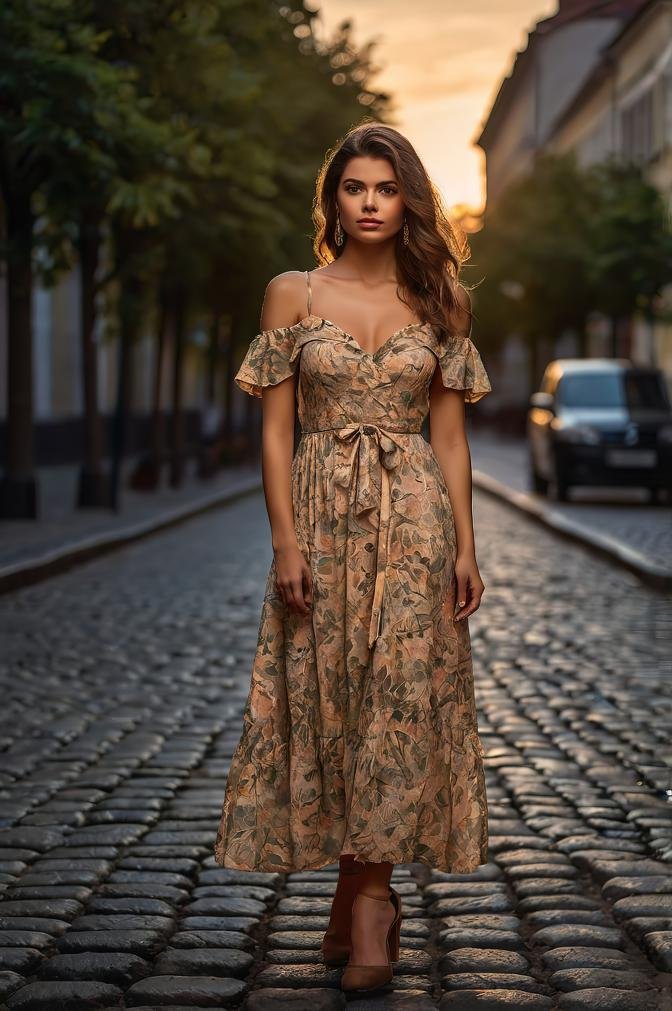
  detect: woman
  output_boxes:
[214,122,491,993]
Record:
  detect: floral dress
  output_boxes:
[214,273,491,873]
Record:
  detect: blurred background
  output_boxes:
[1,0,671,586]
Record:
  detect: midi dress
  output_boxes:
[214,270,492,873]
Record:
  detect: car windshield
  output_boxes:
[558,371,670,410]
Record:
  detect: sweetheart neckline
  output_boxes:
[296,314,432,359]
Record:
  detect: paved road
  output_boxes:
[0,491,671,1009]
[469,433,672,582]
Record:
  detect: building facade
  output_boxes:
[474,0,671,408]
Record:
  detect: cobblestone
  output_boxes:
[5,979,124,1009]
[0,491,670,1006]
[556,988,663,1010]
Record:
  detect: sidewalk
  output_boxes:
[1,435,670,594]
[0,457,261,594]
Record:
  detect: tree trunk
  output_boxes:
[77,205,110,507]
[169,287,187,488]
[207,312,220,403]
[223,314,236,444]
[127,278,169,492]
[149,283,169,480]
[0,187,37,519]
[109,264,143,512]
[194,309,223,480]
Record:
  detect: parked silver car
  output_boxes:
[527,359,672,501]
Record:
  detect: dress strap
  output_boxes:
[305,269,313,316]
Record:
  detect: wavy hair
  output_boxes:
[311,121,473,343]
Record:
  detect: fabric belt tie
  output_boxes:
[321,422,415,649]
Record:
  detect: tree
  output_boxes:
[470,152,597,388]
[470,153,670,390]
[584,157,672,357]
[0,0,194,514]
[469,150,672,392]
[0,0,133,516]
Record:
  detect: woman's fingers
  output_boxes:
[279,570,313,615]
[452,574,485,618]
[458,598,480,620]
[452,574,468,618]
[289,577,309,614]
[275,548,314,615]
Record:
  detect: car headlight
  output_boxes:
[554,424,601,445]
[658,424,672,445]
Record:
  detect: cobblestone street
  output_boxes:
[0,491,671,1010]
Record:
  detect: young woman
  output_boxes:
[214,122,491,994]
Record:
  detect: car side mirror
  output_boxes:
[530,391,555,411]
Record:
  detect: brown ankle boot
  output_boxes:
[321,861,365,966]
[340,887,402,992]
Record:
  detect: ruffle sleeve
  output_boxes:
[234,326,299,398]
[435,336,491,404]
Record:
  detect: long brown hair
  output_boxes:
[311,121,473,343]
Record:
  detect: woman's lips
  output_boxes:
[357,220,382,229]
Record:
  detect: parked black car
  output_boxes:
[527,359,672,501]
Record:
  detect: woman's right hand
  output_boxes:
[274,542,313,615]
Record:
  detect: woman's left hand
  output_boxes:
[454,552,485,621]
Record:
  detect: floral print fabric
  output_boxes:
[214,313,491,872]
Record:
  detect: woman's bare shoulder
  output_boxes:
[260,270,309,331]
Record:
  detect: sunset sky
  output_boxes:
[309,0,557,213]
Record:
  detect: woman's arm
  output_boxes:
[258,272,313,616]
[428,284,485,622]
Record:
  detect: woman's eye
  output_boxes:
[343,184,397,195]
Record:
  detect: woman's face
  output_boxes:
[336,156,405,244]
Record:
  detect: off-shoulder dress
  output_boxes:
[214,270,491,872]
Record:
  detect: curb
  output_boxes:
[0,475,262,596]
[3,470,669,596]
[472,468,672,593]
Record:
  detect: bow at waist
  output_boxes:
[303,422,420,649]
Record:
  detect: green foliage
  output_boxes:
[470,151,672,356]
[1,0,393,336]
[584,156,672,319]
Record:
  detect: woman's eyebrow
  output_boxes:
[342,177,398,185]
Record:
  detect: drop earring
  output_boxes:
[335,210,344,247]
[402,218,410,245]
